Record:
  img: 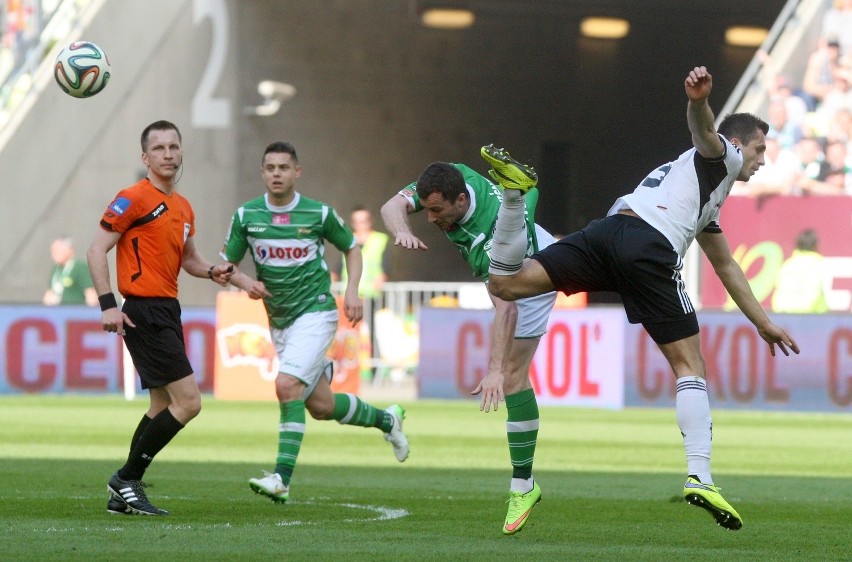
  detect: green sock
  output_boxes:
[332,393,391,432]
[506,389,539,480]
[274,399,305,486]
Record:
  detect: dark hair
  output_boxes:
[717,113,769,146]
[796,228,819,252]
[141,120,181,152]
[415,162,466,202]
[263,141,298,164]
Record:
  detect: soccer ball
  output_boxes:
[54,41,111,98]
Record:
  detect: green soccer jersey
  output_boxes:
[222,192,356,329]
[397,163,541,280]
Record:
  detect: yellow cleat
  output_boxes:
[481,144,538,193]
[503,481,542,535]
[683,476,742,530]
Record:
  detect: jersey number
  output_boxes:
[641,164,672,188]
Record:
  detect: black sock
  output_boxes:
[119,409,184,481]
[130,414,153,452]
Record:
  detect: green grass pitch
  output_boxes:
[1,396,849,561]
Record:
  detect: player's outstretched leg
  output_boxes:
[481,144,538,193]
[683,476,743,530]
[383,404,410,462]
[503,481,542,535]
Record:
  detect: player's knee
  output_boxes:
[488,274,519,301]
[305,396,334,420]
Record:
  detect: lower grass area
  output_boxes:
[1,396,849,561]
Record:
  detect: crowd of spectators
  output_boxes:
[732,0,852,198]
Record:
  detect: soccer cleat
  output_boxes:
[683,476,743,530]
[383,404,410,462]
[503,481,542,535]
[480,144,538,193]
[249,471,289,503]
[106,496,132,515]
[107,472,168,515]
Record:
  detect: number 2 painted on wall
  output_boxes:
[192,0,231,128]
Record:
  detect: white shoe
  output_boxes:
[248,471,289,503]
[384,404,409,462]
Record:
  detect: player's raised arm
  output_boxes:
[685,66,724,159]
[381,194,428,250]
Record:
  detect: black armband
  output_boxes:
[98,292,118,311]
[208,265,215,280]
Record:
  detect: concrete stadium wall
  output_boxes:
[0,0,786,304]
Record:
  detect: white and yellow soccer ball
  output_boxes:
[54,41,111,98]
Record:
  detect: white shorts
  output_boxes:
[515,224,557,339]
[270,310,337,397]
[516,290,556,339]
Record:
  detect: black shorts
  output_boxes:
[122,296,194,389]
[532,214,698,344]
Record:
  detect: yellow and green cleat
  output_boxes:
[481,144,538,193]
[683,476,742,530]
[503,481,542,535]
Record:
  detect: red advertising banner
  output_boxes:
[624,311,851,412]
[418,307,626,408]
[700,196,852,311]
[0,305,216,393]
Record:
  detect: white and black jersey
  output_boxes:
[607,136,743,259]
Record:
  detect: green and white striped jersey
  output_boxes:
[397,163,542,281]
[222,192,356,329]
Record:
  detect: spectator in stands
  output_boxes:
[813,140,851,194]
[730,134,799,198]
[811,65,852,137]
[792,136,826,193]
[802,36,843,106]
[822,0,852,56]
[757,49,814,116]
[43,236,97,306]
[826,107,852,145]
[772,228,829,313]
[766,97,803,150]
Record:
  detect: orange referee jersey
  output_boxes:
[99,178,196,298]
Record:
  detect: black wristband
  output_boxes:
[98,292,118,311]
[208,265,215,280]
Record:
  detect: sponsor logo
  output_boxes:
[109,196,131,215]
[401,188,415,198]
[273,214,290,225]
[248,226,266,233]
[216,324,278,381]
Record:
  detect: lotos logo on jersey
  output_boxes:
[109,196,131,215]
[253,238,316,266]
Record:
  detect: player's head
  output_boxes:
[415,162,469,231]
[718,113,769,182]
[263,141,298,165]
[261,141,301,203]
